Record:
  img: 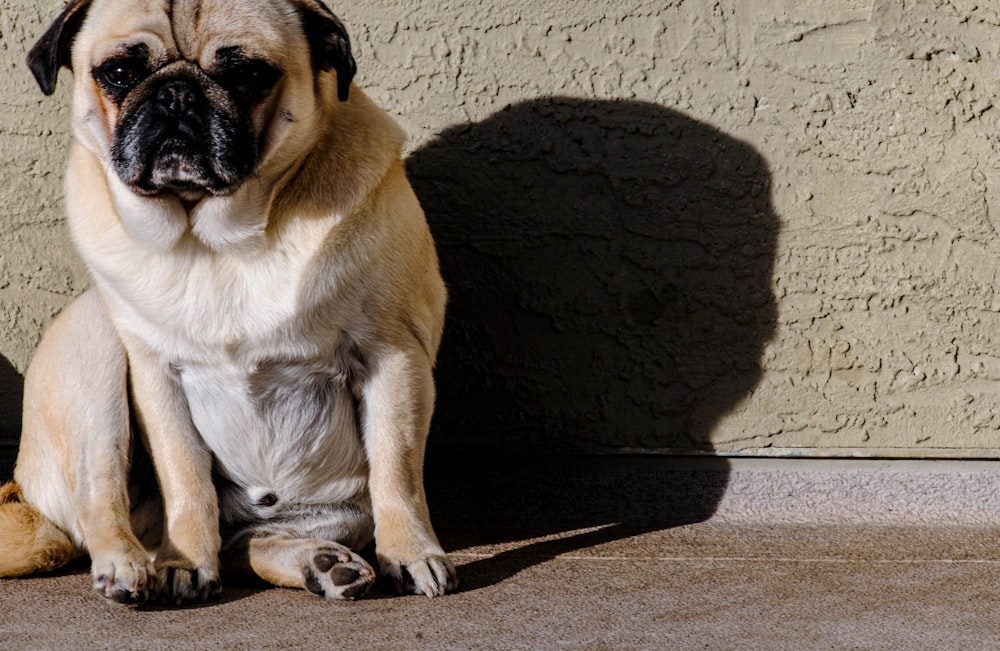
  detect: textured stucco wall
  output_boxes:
[2,1,1000,457]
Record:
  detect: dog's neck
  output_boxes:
[106,171,277,255]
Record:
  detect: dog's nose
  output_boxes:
[155,79,202,116]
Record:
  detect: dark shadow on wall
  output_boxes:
[408,98,777,454]
[0,356,23,480]
[407,97,778,590]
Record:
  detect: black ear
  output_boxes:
[299,1,356,102]
[26,0,92,96]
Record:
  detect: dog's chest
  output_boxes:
[104,221,362,359]
[101,225,372,505]
[165,251,322,354]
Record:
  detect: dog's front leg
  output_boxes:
[74,336,155,604]
[121,334,222,605]
[362,347,457,597]
[23,290,155,602]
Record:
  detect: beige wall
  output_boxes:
[2,1,1000,457]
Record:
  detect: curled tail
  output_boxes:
[0,481,78,577]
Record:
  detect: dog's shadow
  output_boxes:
[0,355,23,478]
[408,98,778,591]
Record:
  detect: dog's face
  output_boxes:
[28,0,354,214]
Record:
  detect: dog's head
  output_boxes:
[27,0,355,248]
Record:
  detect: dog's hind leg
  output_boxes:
[231,535,375,600]
[0,482,79,576]
[221,502,376,599]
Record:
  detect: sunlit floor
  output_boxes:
[1,521,998,650]
[3,453,1000,649]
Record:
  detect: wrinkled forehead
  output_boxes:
[79,0,300,64]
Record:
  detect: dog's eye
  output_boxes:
[94,58,149,96]
[105,65,138,87]
[214,49,282,102]
[227,62,282,97]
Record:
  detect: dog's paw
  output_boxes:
[154,562,221,606]
[378,552,457,597]
[91,548,157,604]
[303,545,375,600]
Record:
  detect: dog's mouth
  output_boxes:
[122,133,253,201]
[143,139,217,198]
[110,75,259,201]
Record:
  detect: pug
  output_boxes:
[0,0,456,604]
